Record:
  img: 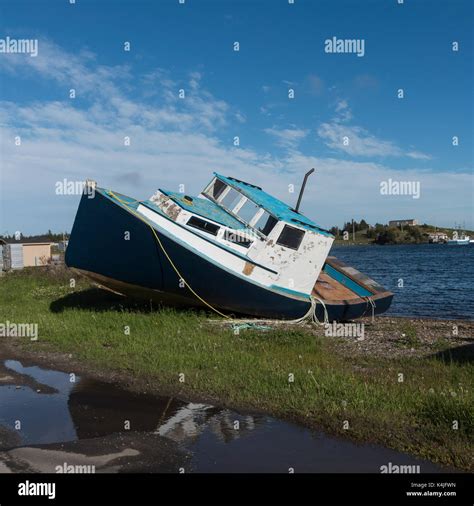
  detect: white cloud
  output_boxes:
[318,123,402,157]
[0,40,469,235]
[282,152,473,229]
[334,99,352,123]
[406,150,432,161]
[264,126,309,149]
[318,100,431,160]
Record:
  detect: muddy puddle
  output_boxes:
[0,359,454,473]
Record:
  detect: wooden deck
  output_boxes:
[312,272,358,301]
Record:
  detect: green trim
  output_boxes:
[323,264,373,297]
[270,284,311,299]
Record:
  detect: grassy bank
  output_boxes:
[0,267,473,471]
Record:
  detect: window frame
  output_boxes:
[276,224,305,250]
[186,216,220,236]
[203,177,279,239]
[234,197,261,225]
[254,211,278,237]
[220,187,243,212]
[223,230,253,249]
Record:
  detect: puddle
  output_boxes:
[0,359,454,473]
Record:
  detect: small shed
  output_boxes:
[1,236,54,270]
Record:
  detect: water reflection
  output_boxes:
[0,360,454,473]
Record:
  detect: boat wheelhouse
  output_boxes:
[142,173,334,299]
[66,172,393,321]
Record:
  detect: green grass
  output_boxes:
[1,267,473,471]
[396,322,421,348]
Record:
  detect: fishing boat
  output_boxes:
[66,171,393,321]
[447,233,470,245]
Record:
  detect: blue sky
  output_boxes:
[0,0,472,235]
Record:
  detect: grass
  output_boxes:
[396,322,421,348]
[0,267,473,471]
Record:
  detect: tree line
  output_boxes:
[329,220,426,244]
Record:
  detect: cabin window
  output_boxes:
[221,188,241,211]
[208,179,227,200]
[186,216,220,236]
[236,198,260,224]
[255,212,278,236]
[276,225,305,250]
[224,231,253,248]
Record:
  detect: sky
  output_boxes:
[0,0,472,235]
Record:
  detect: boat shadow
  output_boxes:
[50,287,217,316]
[50,288,157,314]
[430,342,474,365]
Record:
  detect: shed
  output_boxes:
[0,236,54,269]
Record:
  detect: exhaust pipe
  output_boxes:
[294,168,315,213]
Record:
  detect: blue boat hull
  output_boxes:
[66,190,393,321]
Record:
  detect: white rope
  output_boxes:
[311,296,329,325]
[365,296,376,323]
[209,295,329,328]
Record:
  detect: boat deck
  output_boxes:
[312,272,357,300]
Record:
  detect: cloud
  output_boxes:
[0,39,128,101]
[318,123,402,157]
[318,100,431,160]
[405,151,432,161]
[333,99,352,123]
[0,39,232,133]
[0,39,468,235]
[189,71,202,90]
[264,126,309,149]
[282,152,473,228]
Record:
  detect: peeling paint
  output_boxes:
[242,262,255,276]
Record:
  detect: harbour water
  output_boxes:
[331,244,474,320]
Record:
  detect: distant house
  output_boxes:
[0,236,54,270]
[428,233,448,243]
[388,219,418,228]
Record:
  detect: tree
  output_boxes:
[375,227,401,245]
[359,219,368,231]
[406,226,423,243]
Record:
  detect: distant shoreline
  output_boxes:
[332,240,473,247]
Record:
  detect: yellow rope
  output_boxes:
[108,190,230,319]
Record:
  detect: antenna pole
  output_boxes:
[295,168,315,213]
